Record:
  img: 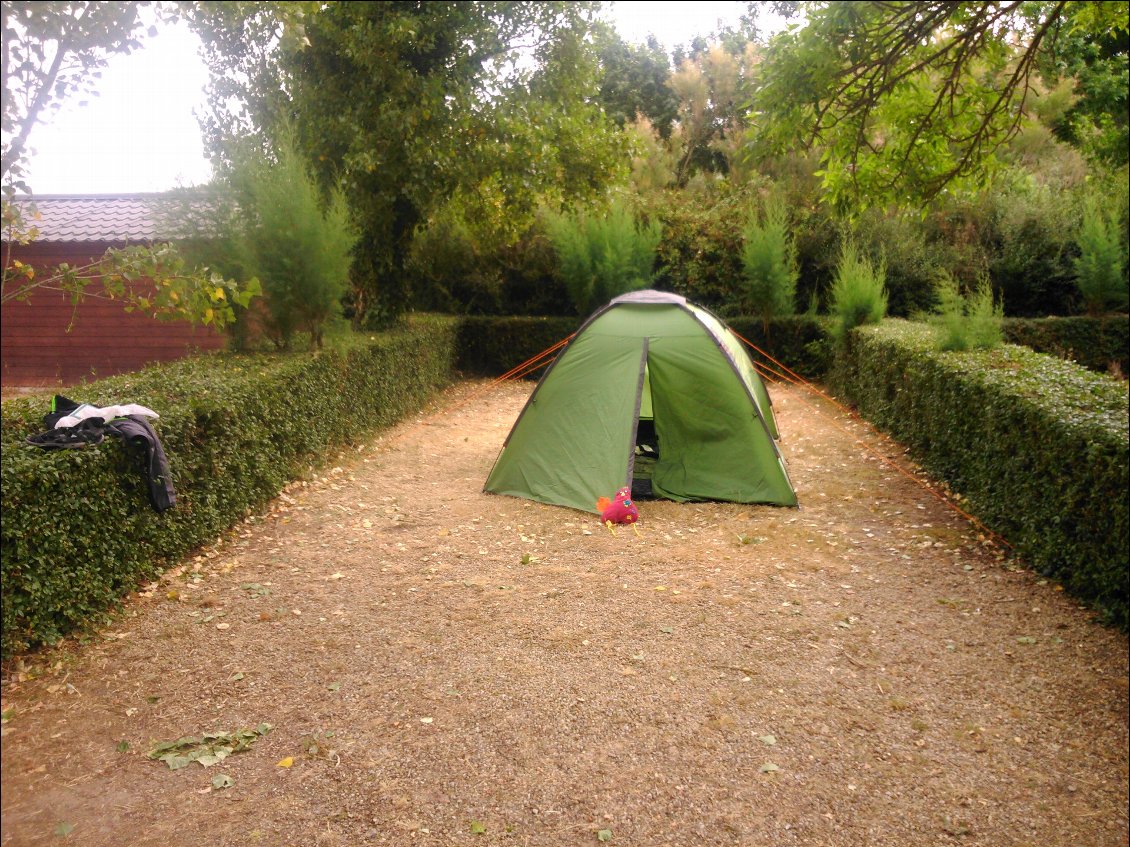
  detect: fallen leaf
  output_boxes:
[759,763,780,773]
[147,725,272,770]
[54,822,75,837]
[597,829,613,842]
[116,740,130,753]
[758,734,777,746]
[277,757,294,768]
[469,820,486,835]
[211,773,234,790]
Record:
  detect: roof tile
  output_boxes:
[7,194,183,243]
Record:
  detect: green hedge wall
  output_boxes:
[831,320,1129,629]
[0,316,458,658]
[1002,315,1129,375]
[455,313,833,382]
[6,309,1125,656]
[456,316,579,378]
[724,316,833,381]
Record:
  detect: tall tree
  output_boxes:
[668,41,759,184]
[746,1,1129,205]
[1037,4,1129,166]
[593,26,679,138]
[189,1,614,324]
[178,1,317,168]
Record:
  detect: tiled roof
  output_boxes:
[7,194,178,243]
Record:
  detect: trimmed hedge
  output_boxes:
[455,313,833,381]
[456,316,579,378]
[1002,315,1129,375]
[725,316,833,381]
[6,309,1125,656]
[832,320,1128,629]
[1,316,458,658]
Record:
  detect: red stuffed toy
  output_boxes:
[596,486,641,537]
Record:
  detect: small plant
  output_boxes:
[544,198,662,314]
[246,133,355,349]
[828,239,888,342]
[1074,195,1129,316]
[965,278,1004,349]
[741,194,798,332]
[932,273,1003,351]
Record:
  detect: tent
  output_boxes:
[484,290,797,512]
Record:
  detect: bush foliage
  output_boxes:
[832,320,1128,629]
[544,198,662,315]
[0,318,458,658]
[740,194,798,328]
[1074,196,1129,315]
[828,240,888,343]
[1003,315,1129,375]
[932,275,1004,351]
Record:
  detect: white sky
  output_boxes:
[19,1,757,195]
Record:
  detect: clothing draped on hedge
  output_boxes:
[25,395,177,513]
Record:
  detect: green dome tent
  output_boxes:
[484,290,798,513]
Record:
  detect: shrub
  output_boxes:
[406,215,504,315]
[1074,195,1129,315]
[544,198,662,314]
[828,240,888,343]
[856,208,952,318]
[932,274,1003,351]
[456,316,580,377]
[168,127,357,350]
[740,194,798,330]
[649,185,749,310]
[235,128,356,349]
[833,320,1128,629]
[1003,315,1130,374]
[984,176,1078,317]
[0,318,458,658]
[725,315,833,381]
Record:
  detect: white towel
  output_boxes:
[54,403,160,429]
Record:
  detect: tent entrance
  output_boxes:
[631,362,658,500]
[632,417,659,499]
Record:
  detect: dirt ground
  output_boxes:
[1,378,1127,847]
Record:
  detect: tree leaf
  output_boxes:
[211,773,234,790]
[597,829,613,842]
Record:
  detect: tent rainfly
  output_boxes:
[484,290,798,512]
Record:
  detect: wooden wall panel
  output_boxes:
[2,242,226,388]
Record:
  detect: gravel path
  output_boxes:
[1,378,1127,847]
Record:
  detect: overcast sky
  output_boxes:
[19,1,758,195]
